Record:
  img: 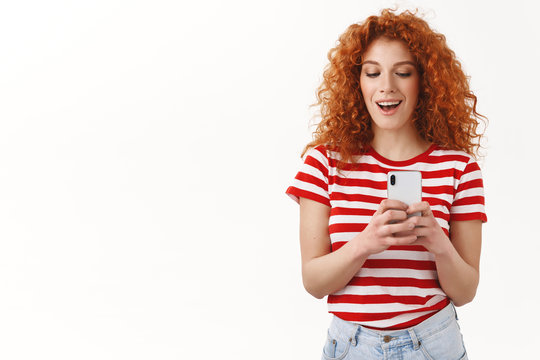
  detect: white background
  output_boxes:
[0,0,538,359]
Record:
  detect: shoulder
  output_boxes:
[304,144,341,167]
[305,145,329,158]
[428,146,479,172]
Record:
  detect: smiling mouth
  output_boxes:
[377,101,402,110]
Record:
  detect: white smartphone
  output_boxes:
[387,170,422,218]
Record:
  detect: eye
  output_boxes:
[366,72,380,78]
[396,72,412,77]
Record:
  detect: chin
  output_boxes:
[371,120,409,131]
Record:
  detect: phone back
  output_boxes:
[387,171,422,209]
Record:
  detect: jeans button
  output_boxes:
[383,335,392,343]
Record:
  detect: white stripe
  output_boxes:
[329,215,373,226]
[451,204,485,214]
[356,268,437,280]
[328,158,468,174]
[306,147,329,162]
[454,187,484,200]
[368,250,434,261]
[458,169,482,184]
[327,147,470,162]
[333,286,446,298]
[332,185,385,197]
[332,187,454,206]
[355,309,438,328]
[301,162,328,183]
[326,150,467,170]
[328,295,445,313]
[431,149,471,158]
[292,180,328,201]
[330,171,388,182]
[422,177,455,187]
[330,232,358,243]
[436,217,450,231]
[431,204,450,214]
[332,200,379,209]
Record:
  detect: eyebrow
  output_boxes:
[361,60,416,67]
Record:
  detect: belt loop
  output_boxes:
[407,328,420,351]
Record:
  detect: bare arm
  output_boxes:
[299,198,367,299]
[299,197,418,299]
[435,220,482,306]
[407,202,482,306]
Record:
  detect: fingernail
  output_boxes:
[408,223,414,229]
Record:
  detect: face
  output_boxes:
[360,38,420,134]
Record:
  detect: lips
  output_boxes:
[376,100,402,115]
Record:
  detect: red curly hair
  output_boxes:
[303,8,486,168]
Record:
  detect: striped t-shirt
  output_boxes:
[286,144,487,330]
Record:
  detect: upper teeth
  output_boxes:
[378,101,400,106]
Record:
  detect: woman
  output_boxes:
[286,8,486,360]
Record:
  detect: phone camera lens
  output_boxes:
[390,175,395,185]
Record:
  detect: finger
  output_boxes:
[387,234,418,246]
[378,199,408,214]
[381,209,408,225]
[406,202,424,214]
[421,206,433,217]
[386,220,416,235]
[407,201,432,217]
[408,216,426,228]
[393,229,415,237]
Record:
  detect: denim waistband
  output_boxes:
[328,303,458,348]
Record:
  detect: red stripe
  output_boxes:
[328,294,437,305]
[423,185,453,195]
[329,223,367,234]
[329,207,448,222]
[327,158,383,172]
[329,176,386,189]
[461,161,480,174]
[422,196,450,208]
[305,153,329,177]
[326,154,470,171]
[330,298,449,327]
[332,192,384,204]
[330,207,376,216]
[450,212,487,222]
[348,276,440,288]
[363,259,436,270]
[421,168,456,179]
[286,187,330,207]
[294,172,328,192]
[421,154,470,163]
[331,244,431,254]
[312,145,328,157]
[456,178,484,192]
[453,195,485,206]
[432,210,450,224]
[387,245,428,251]
[384,298,450,330]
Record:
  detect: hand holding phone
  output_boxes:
[387,171,422,218]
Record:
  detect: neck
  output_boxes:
[370,126,431,161]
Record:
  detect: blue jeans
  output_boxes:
[321,303,468,360]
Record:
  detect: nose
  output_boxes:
[379,73,396,93]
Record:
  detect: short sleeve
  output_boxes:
[286,145,330,207]
[450,159,487,222]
